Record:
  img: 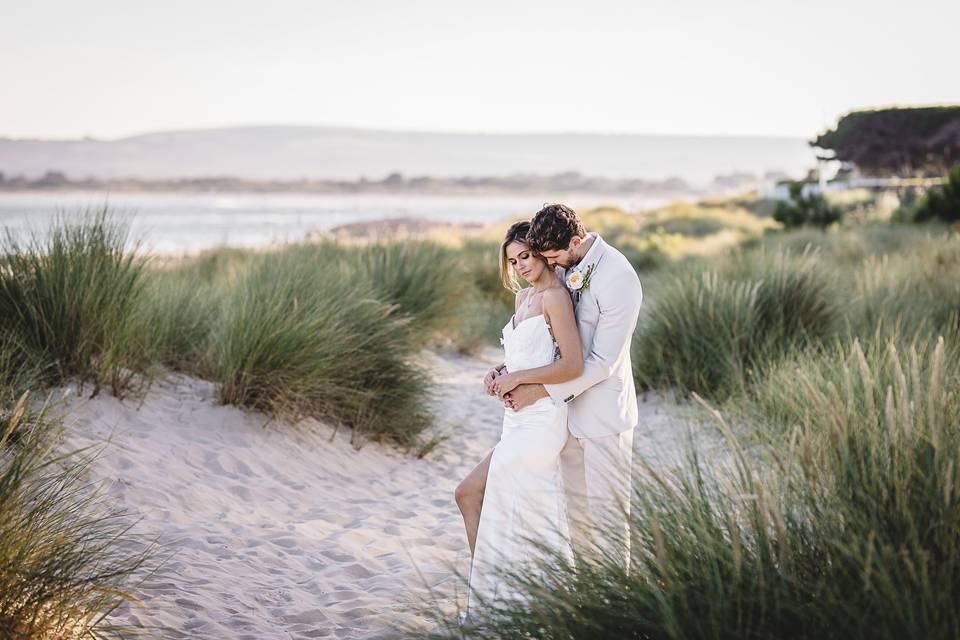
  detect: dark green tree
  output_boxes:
[814,106,960,177]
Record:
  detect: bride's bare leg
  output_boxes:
[455,450,493,555]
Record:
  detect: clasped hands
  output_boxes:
[483,366,547,411]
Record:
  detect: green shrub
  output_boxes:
[891,187,922,223]
[773,181,843,229]
[902,165,960,224]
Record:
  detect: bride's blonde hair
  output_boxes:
[498,221,540,292]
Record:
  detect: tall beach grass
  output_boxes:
[447,221,960,638]
[438,332,960,639]
[632,247,837,400]
[0,336,156,639]
[208,249,432,445]
[0,209,153,398]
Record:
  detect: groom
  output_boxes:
[502,203,643,568]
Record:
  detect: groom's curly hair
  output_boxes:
[526,203,586,252]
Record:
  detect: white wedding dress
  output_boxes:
[465,312,573,617]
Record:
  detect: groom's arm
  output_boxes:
[543,268,643,404]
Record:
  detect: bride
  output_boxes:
[454,220,583,619]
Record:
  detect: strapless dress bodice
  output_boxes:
[501,314,559,374]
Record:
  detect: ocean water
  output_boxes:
[1,128,817,185]
[0,192,675,253]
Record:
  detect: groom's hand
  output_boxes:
[503,384,549,411]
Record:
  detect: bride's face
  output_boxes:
[505,241,546,284]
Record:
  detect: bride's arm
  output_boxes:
[483,288,529,394]
[493,289,583,396]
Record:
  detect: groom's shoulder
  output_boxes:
[599,240,640,280]
[593,241,642,305]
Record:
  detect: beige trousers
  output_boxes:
[559,427,634,571]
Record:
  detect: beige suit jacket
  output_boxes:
[544,233,643,438]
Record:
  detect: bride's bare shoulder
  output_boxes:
[542,286,574,310]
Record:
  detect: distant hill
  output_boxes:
[0,125,815,187]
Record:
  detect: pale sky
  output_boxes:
[2,0,957,140]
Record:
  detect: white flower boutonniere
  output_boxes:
[566,263,595,303]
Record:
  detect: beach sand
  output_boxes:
[43,348,722,639]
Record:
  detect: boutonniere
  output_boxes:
[565,263,595,303]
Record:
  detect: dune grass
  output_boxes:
[0,208,153,398]
[438,331,960,639]
[339,242,467,345]
[632,247,837,400]
[742,328,960,439]
[447,240,516,351]
[0,331,47,405]
[0,211,468,446]
[843,232,960,342]
[441,211,960,639]
[0,336,157,639]
[3,195,957,636]
[144,240,471,443]
[209,250,431,445]
[760,223,949,266]
[632,222,959,399]
[136,267,220,375]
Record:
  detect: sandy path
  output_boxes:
[44,349,720,639]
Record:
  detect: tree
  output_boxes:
[813,106,960,177]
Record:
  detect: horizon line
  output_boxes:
[0,121,816,143]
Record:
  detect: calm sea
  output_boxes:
[0,192,677,253]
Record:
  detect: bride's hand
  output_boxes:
[483,367,503,396]
[492,373,520,398]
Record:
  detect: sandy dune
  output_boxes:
[43,349,721,639]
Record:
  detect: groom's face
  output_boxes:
[538,237,582,269]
